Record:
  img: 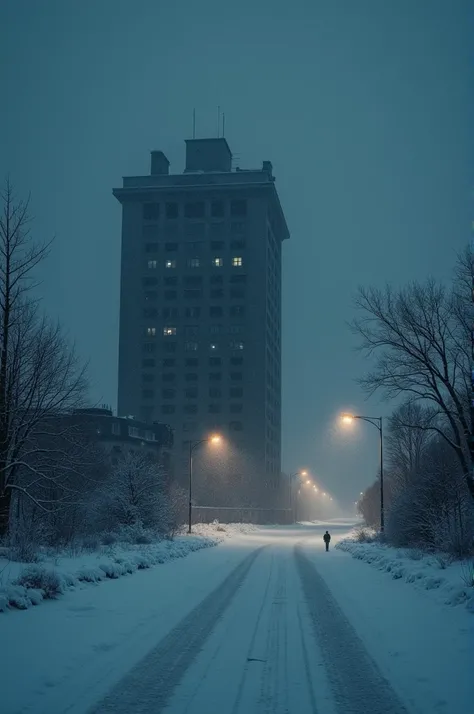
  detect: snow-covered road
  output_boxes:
[1,523,472,714]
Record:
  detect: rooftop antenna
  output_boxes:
[217,105,220,138]
[192,108,196,139]
[222,112,226,137]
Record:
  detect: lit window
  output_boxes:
[146,327,156,337]
[165,259,177,269]
[163,327,177,337]
[187,258,200,268]
[232,256,243,267]
[184,342,198,352]
[147,260,158,269]
[230,340,244,350]
[212,257,223,267]
[210,343,218,351]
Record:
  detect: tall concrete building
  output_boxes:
[113,138,289,507]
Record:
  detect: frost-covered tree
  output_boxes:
[0,181,88,536]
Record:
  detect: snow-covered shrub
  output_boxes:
[14,565,64,599]
[99,561,124,579]
[460,560,474,588]
[354,526,376,543]
[76,566,104,583]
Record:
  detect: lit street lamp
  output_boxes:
[341,413,384,532]
[188,434,221,534]
[288,469,307,523]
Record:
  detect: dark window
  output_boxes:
[144,290,157,301]
[142,373,154,383]
[230,372,242,381]
[230,404,243,413]
[231,200,247,217]
[164,290,177,300]
[185,388,198,399]
[184,404,198,414]
[162,404,175,414]
[210,306,223,317]
[185,373,198,381]
[184,289,202,299]
[184,202,205,219]
[143,224,158,239]
[230,387,243,398]
[229,420,243,431]
[209,404,221,414]
[231,240,246,250]
[210,275,223,285]
[143,277,158,287]
[209,372,222,381]
[230,288,244,299]
[162,388,175,399]
[162,373,176,383]
[230,222,245,235]
[162,307,178,318]
[209,388,221,398]
[183,422,197,432]
[143,308,158,318]
[211,240,224,250]
[142,389,154,399]
[230,357,243,366]
[185,306,201,318]
[162,358,175,367]
[165,276,178,286]
[230,305,245,317]
[166,202,178,219]
[185,325,199,337]
[210,288,224,299]
[209,357,221,366]
[163,342,177,353]
[145,242,158,253]
[185,358,199,367]
[143,203,160,221]
[186,242,203,254]
[184,341,198,351]
[165,242,178,251]
[143,343,156,353]
[142,358,155,368]
[211,200,225,217]
[230,274,247,284]
[185,276,203,287]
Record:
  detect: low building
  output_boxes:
[69,407,173,470]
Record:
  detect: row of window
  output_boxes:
[143,320,244,337]
[142,357,243,368]
[145,240,246,253]
[142,305,245,319]
[145,331,244,351]
[143,200,247,222]
[156,401,243,414]
[144,372,243,384]
[144,275,247,290]
[157,386,243,398]
[142,288,246,300]
[147,257,243,269]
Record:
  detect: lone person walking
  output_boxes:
[323,530,331,552]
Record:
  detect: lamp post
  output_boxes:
[288,470,307,523]
[341,413,384,533]
[188,434,221,534]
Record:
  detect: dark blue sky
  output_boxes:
[1,1,472,507]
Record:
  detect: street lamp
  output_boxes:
[288,469,308,523]
[188,434,221,534]
[341,413,384,532]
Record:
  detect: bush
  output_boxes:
[101,531,118,545]
[81,534,100,552]
[15,565,64,599]
[354,526,376,543]
[460,560,474,588]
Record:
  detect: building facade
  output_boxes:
[113,138,289,507]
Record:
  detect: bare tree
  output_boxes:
[385,401,432,494]
[0,181,88,535]
[351,257,474,500]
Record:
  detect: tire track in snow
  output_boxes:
[295,546,410,714]
[89,546,266,714]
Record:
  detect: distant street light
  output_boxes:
[341,413,384,532]
[188,434,222,533]
[288,469,309,523]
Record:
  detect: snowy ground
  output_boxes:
[0,521,472,714]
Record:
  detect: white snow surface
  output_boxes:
[0,521,472,714]
[337,534,474,613]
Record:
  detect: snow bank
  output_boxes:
[185,521,259,539]
[337,536,474,613]
[0,534,218,615]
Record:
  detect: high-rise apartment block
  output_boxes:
[113,138,289,506]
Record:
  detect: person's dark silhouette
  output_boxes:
[323,530,331,552]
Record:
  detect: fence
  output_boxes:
[192,505,292,525]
